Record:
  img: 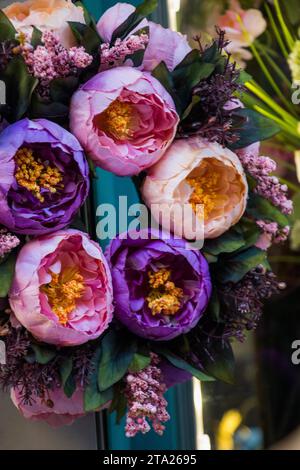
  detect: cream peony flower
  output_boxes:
[142,137,248,240]
[4,0,85,48]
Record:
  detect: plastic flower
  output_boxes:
[4,0,85,49]
[0,229,20,259]
[9,230,113,347]
[0,119,89,235]
[70,67,179,176]
[142,137,248,240]
[97,2,191,72]
[218,0,266,65]
[11,385,109,427]
[106,229,212,341]
[288,40,300,83]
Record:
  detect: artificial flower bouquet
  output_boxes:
[0,0,292,437]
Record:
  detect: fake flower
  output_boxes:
[218,0,266,66]
[100,34,149,70]
[4,0,85,49]
[11,386,87,427]
[0,229,19,259]
[238,147,293,215]
[97,2,191,72]
[0,119,89,235]
[106,229,212,341]
[142,137,248,240]
[9,230,113,347]
[70,67,179,176]
[125,353,170,437]
[20,31,93,98]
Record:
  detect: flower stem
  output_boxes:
[273,0,295,52]
[264,3,289,58]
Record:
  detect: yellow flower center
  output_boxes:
[187,159,222,218]
[146,268,183,317]
[95,100,136,140]
[41,268,85,326]
[15,147,63,203]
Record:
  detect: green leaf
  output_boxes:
[204,219,261,257]
[84,347,103,412]
[110,0,158,44]
[0,10,17,42]
[98,330,137,392]
[155,347,214,382]
[152,61,180,112]
[0,56,38,121]
[217,247,269,283]
[237,70,252,84]
[75,1,97,28]
[136,0,158,16]
[29,93,69,120]
[31,27,43,47]
[68,21,101,54]
[202,340,235,384]
[109,383,128,424]
[85,385,113,413]
[204,226,246,256]
[60,357,73,387]
[230,108,280,149]
[49,76,79,105]
[60,357,76,399]
[31,344,56,365]
[129,353,151,373]
[247,192,290,228]
[0,252,16,297]
[207,288,221,322]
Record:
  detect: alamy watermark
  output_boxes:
[0,80,5,106]
[0,340,6,365]
[95,197,205,250]
[292,81,300,105]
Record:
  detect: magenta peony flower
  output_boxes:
[106,229,212,341]
[70,67,179,176]
[97,2,191,72]
[9,230,113,347]
[0,119,89,235]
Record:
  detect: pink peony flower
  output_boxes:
[218,0,266,65]
[11,386,86,427]
[69,67,179,176]
[142,137,248,240]
[97,2,191,72]
[9,230,113,347]
[4,0,85,49]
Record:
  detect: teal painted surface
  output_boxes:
[85,0,196,450]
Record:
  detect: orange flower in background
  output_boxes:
[4,0,85,48]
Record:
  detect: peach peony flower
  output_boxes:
[9,230,113,347]
[69,67,179,176]
[218,0,266,66]
[4,0,85,48]
[142,137,248,240]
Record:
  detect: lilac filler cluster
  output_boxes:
[256,219,290,246]
[100,34,149,70]
[19,31,93,97]
[239,152,293,215]
[125,353,170,437]
[0,229,19,258]
[219,266,286,341]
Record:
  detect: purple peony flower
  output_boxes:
[0,118,89,235]
[106,229,212,341]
